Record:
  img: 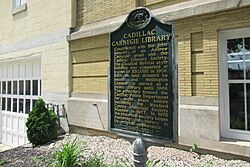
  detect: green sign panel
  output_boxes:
[110,8,174,140]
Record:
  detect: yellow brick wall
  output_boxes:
[175,7,250,96]
[42,42,70,93]
[0,0,72,45]
[70,34,109,94]
[0,0,72,95]
[76,0,136,26]
[71,6,250,97]
[144,0,188,9]
[75,0,191,26]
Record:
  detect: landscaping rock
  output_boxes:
[0,134,249,167]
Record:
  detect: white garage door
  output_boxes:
[0,59,41,147]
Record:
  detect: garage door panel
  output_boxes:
[0,59,41,147]
[19,136,24,146]
[0,65,3,78]
[7,115,11,129]
[2,114,6,128]
[18,118,24,133]
[7,64,13,79]
[32,61,41,77]
[2,65,7,78]
[12,116,18,132]
[13,64,19,78]
[13,134,18,146]
[6,132,11,144]
[2,131,6,141]
[25,62,32,77]
[19,63,25,77]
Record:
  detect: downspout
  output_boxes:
[237,0,242,7]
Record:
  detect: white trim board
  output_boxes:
[180,104,218,111]
[0,29,69,55]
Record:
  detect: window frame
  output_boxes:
[219,27,250,141]
[11,0,27,15]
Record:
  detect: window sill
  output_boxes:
[11,3,27,15]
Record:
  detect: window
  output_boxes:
[0,61,41,114]
[12,0,27,15]
[13,98,17,112]
[25,99,30,114]
[0,79,41,114]
[7,98,11,111]
[7,81,12,94]
[32,99,37,108]
[220,28,250,141]
[2,98,6,110]
[19,99,24,113]
[227,38,249,131]
[25,80,31,95]
[12,0,26,9]
[19,80,24,95]
[13,81,17,95]
[2,81,6,94]
[32,80,38,95]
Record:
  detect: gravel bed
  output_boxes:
[0,134,249,167]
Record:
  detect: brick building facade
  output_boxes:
[1,0,250,157]
[0,0,73,146]
[67,0,250,157]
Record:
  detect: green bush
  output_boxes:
[50,138,83,167]
[0,159,7,166]
[26,99,59,146]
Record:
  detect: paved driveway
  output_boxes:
[0,144,12,152]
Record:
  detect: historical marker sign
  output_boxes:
[110,8,174,140]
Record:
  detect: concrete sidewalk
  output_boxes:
[0,144,12,152]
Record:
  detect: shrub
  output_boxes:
[50,138,83,167]
[26,98,59,146]
[0,159,7,166]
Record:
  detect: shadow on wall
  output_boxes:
[92,103,105,130]
[46,103,69,135]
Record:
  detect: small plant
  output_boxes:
[189,143,199,153]
[26,98,59,146]
[203,160,213,167]
[85,155,108,167]
[0,159,7,166]
[120,158,168,167]
[49,138,83,167]
[147,159,168,167]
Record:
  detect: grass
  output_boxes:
[203,160,213,167]
[0,159,7,166]
[85,155,107,167]
[189,143,199,153]
[49,137,84,167]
